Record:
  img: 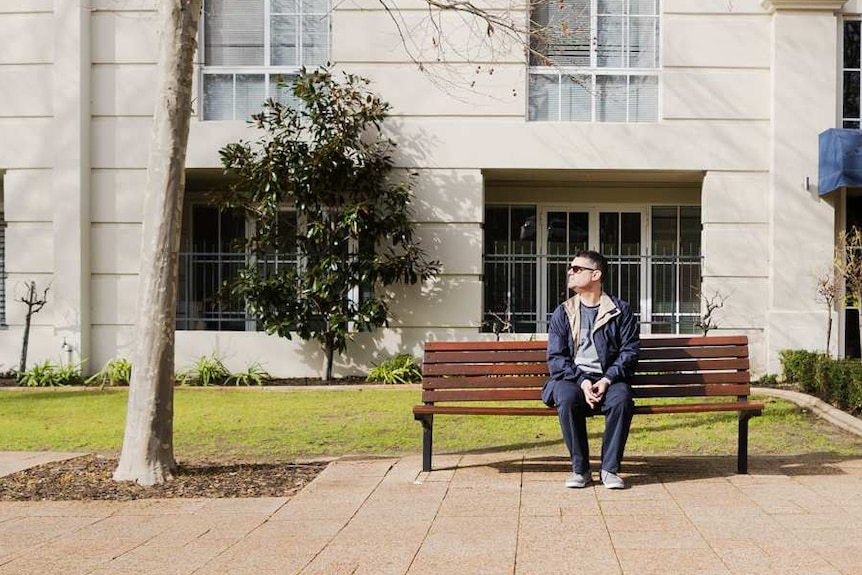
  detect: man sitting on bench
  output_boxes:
[542,250,640,490]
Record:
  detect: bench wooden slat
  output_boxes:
[635,358,750,372]
[423,376,548,389]
[424,340,548,352]
[635,401,764,415]
[414,401,764,417]
[638,335,749,347]
[632,372,750,385]
[423,344,748,365]
[424,357,750,377]
[424,350,548,364]
[423,389,542,402]
[631,384,753,398]
[639,345,748,360]
[423,363,549,377]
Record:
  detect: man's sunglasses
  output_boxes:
[567,265,596,274]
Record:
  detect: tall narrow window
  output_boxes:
[483,206,538,333]
[844,19,861,129]
[529,0,660,122]
[177,205,248,330]
[202,0,329,121]
[651,206,701,333]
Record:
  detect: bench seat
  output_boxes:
[413,335,764,474]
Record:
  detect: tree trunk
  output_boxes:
[19,313,30,373]
[323,339,335,381]
[113,0,203,486]
[19,284,33,373]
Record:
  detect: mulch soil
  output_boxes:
[0,455,327,501]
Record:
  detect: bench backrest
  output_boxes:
[421,335,751,404]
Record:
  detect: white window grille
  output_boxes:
[201,0,330,121]
[528,0,660,122]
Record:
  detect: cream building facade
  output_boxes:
[0,0,855,377]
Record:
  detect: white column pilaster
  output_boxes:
[52,0,91,371]
[762,0,846,369]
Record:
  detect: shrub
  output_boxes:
[850,369,862,412]
[366,354,422,384]
[86,357,132,388]
[781,349,862,413]
[225,363,271,386]
[177,354,231,386]
[18,360,84,387]
[778,349,825,392]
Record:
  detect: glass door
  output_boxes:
[539,208,646,329]
[599,211,645,326]
[542,210,589,329]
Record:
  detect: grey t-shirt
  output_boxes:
[575,304,602,375]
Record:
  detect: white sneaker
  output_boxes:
[600,469,625,489]
[565,472,591,488]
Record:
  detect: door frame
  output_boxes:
[537,204,652,333]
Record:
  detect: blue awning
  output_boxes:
[819,128,862,195]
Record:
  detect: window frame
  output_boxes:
[842,17,861,129]
[527,0,661,123]
[199,0,331,121]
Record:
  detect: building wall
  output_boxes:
[0,0,848,376]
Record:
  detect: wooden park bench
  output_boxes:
[413,335,764,474]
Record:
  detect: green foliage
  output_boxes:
[366,354,422,384]
[177,354,231,386]
[780,349,862,412]
[18,360,84,387]
[778,349,824,393]
[756,373,779,387]
[86,357,132,388]
[225,363,272,386]
[217,68,440,378]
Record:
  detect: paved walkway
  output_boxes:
[2,450,862,575]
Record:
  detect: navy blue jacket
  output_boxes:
[543,293,640,407]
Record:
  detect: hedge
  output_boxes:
[778,349,862,413]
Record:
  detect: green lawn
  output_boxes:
[0,388,860,462]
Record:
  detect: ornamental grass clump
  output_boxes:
[225,363,271,386]
[18,360,84,387]
[366,353,422,384]
[86,357,132,389]
[177,355,231,386]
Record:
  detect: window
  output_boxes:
[202,0,330,121]
[650,206,700,333]
[529,0,660,122]
[482,204,700,334]
[177,205,300,330]
[844,19,861,129]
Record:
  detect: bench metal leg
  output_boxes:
[419,415,433,472]
[737,411,754,474]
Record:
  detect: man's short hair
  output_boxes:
[576,250,608,280]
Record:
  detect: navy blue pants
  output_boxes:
[552,377,634,474]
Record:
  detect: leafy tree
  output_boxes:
[218,69,440,380]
